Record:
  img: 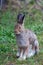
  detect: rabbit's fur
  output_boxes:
[14,23,39,60]
[14,13,39,60]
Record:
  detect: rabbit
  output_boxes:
[14,14,39,60]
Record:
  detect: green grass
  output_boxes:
[0,9,43,65]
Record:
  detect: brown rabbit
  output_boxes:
[14,14,39,60]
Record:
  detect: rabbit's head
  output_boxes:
[14,23,24,35]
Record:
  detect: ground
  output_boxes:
[0,9,43,65]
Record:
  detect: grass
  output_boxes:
[0,9,43,65]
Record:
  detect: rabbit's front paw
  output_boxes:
[16,52,20,58]
[22,55,26,60]
[18,57,23,61]
[18,55,26,61]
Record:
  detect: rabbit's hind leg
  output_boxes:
[34,40,39,55]
[27,45,35,58]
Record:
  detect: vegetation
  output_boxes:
[0,4,43,65]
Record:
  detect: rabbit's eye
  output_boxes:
[19,27,21,29]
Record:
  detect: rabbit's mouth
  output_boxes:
[15,31,21,35]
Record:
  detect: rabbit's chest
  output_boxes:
[16,33,28,47]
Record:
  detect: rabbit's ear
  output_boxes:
[22,14,25,21]
[17,13,25,24]
[20,14,25,24]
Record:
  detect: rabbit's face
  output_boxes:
[14,23,23,34]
